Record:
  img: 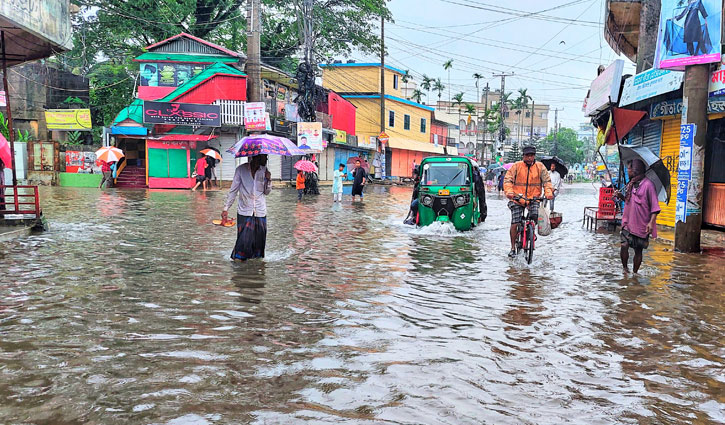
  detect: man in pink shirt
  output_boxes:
[192,153,208,191]
[616,159,661,274]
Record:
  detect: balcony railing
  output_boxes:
[213,100,245,126]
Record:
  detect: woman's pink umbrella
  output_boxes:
[294,160,318,173]
[0,134,13,169]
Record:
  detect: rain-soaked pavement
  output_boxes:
[1,183,724,424]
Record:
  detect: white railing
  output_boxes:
[213,100,245,126]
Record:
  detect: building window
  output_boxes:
[541,113,547,119]
[525,111,531,118]
[504,111,510,118]
[404,114,411,130]
[389,110,395,127]
[393,74,399,89]
[420,118,427,133]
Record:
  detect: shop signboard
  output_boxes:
[244,102,266,130]
[140,63,204,87]
[65,150,99,173]
[585,60,625,116]
[709,65,725,96]
[619,68,684,106]
[45,109,92,130]
[143,101,221,126]
[296,122,323,152]
[334,129,347,144]
[650,95,725,118]
[654,0,722,70]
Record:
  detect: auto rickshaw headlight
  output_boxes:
[454,195,467,207]
[421,195,433,206]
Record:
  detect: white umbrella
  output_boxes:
[95,146,124,163]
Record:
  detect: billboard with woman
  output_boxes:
[655,0,722,69]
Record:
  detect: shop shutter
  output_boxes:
[168,149,188,178]
[218,134,239,181]
[148,148,169,178]
[642,120,662,156]
[267,154,281,180]
[657,119,680,227]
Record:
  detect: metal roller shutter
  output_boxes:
[642,120,662,156]
[657,119,679,227]
[217,133,241,181]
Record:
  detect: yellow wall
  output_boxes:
[321,66,404,97]
[349,98,432,144]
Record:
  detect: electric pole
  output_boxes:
[529,100,535,146]
[246,0,261,103]
[481,83,489,164]
[1,31,17,188]
[493,72,513,155]
[675,64,708,252]
[551,107,563,156]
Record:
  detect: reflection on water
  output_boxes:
[1,184,724,424]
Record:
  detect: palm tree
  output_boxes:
[465,103,477,142]
[401,70,410,94]
[420,75,432,104]
[452,92,464,131]
[473,73,484,104]
[515,88,532,146]
[433,78,445,103]
[443,59,453,104]
[411,89,425,104]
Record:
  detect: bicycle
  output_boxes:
[513,195,545,264]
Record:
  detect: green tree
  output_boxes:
[420,74,433,103]
[443,59,453,103]
[433,78,445,102]
[505,141,521,163]
[538,127,585,165]
[411,89,425,104]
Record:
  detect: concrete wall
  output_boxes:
[59,172,102,187]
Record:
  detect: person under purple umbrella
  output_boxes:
[221,154,271,261]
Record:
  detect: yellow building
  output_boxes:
[320,62,449,178]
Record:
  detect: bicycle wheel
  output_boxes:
[525,222,535,264]
[515,224,524,255]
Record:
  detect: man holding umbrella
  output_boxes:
[615,159,660,274]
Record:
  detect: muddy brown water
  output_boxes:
[1,184,723,424]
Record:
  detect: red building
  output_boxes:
[112,33,247,189]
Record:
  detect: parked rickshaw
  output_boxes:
[415,156,485,231]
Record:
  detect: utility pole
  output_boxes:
[529,100,535,146]
[246,0,262,103]
[481,83,489,164]
[675,64,708,252]
[492,72,513,155]
[380,16,385,136]
[636,0,661,73]
[1,31,17,190]
[551,107,563,156]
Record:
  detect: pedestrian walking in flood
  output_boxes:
[351,160,366,202]
[192,153,208,191]
[99,160,114,188]
[332,163,346,202]
[497,172,505,194]
[296,170,305,200]
[222,154,271,261]
[546,162,562,212]
[615,159,660,274]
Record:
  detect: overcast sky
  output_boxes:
[351,0,638,130]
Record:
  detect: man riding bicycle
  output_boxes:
[503,145,554,258]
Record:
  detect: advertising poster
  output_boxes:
[176,65,192,86]
[140,63,159,86]
[678,124,695,180]
[655,0,722,69]
[244,102,266,130]
[676,179,688,222]
[159,64,177,86]
[45,109,92,131]
[296,122,323,152]
[585,60,625,116]
[334,129,347,144]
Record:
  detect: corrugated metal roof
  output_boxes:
[112,99,145,125]
[134,52,240,64]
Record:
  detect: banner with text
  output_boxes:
[143,101,221,127]
[654,0,722,69]
[244,102,266,130]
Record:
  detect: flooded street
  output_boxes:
[1,184,724,424]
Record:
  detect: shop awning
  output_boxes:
[387,138,446,154]
[111,126,147,136]
[607,107,647,145]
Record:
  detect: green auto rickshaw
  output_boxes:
[414,156,486,231]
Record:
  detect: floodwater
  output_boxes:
[1,183,724,424]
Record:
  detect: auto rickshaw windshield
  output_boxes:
[422,162,470,186]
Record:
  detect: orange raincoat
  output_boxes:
[503,161,554,206]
